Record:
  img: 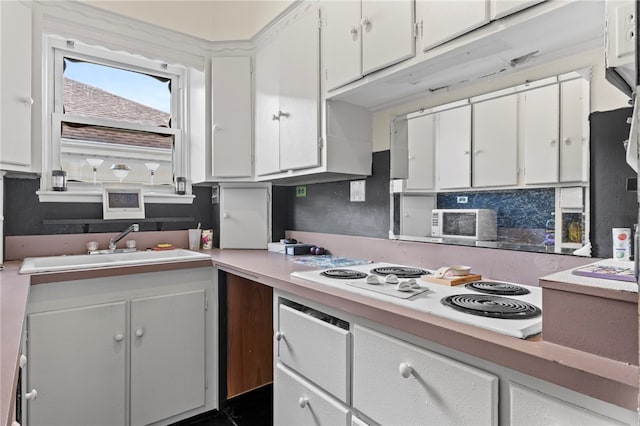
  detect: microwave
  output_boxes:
[431,209,497,241]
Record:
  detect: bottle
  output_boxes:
[544,217,555,246]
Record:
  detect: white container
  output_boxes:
[612,228,631,260]
[188,229,201,250]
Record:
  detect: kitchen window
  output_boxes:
[41,36,193,201]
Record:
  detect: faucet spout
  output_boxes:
[109,224,139,250]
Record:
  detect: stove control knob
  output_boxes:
[399,362,413,379]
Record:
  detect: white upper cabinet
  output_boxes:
[559,78,589,183]
[418,0,490,52]
[436,105,472,189]
[522,84,560,184]
[210,57,252,179]
[406,113,435,190]
[490,0,545,20]
[472,94,519,187]
[0,0,32,171]
[255,7,320,176]
[323,0,415,91]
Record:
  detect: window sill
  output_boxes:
[36,190,195,204]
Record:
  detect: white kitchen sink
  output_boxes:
[19,249,211,274]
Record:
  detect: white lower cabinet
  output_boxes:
[509,382,628,425]
[24,267,217,426]
[352,324,498,426]
[274,364,350,426]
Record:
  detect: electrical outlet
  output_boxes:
[295,186,307,198]
[457,196,468,204]
[350,180,366,202]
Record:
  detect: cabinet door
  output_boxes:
[255,40,281,176]
[211,57,252,178]
[420,0,489,51]
[560,79,588,183]
[27,302,127,426]
[130,290,206,425]
[322,0,362,91]
[400,194,435,237]
[437,105,471,189]
[406,114,435,190]
[510,382,628,425]
[0,0,32,168]
[523,85,559,184]
[361,0,415,75]
[353,325,498,425]
[274,364,350,426]
[219,186,270,249]
[278,9,320,171]
[472,95,518,187]
[490,0,545,19]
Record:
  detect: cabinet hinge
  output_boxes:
[413,21,421,39]
[318,137,323,149]
[204,296,208,311]
[205,374,208,390]
[318,17,322,29]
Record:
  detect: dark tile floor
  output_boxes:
[175,385,272,426]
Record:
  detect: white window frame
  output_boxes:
[39,35,194,203]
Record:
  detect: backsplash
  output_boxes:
[437,188,555,245]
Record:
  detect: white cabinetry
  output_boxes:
[24,267,217,426]
[406,113,435,190]
[437,104,472,189]
[210,56,252,179]
[255,8,320,176]
[219,183,270,249]
[472,94,519,187]
[0,0,32,171]
[510,382,629,425]
[522,76,589,184]
[417,0,489,52]
[352,324,498,426]
[27,302,127,426]
[490,0,545,19]
[605,0,635,89]
[399,194,435,237]
[323,0,415,91]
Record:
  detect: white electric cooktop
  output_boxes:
[290,262,542,339]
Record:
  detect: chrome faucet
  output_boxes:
[109,223,139,250]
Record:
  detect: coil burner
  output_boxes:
[320,269,368,280]
[465,281,530,296]
[369,266,429,278]
[441,294,541,319]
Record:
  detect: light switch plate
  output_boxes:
[350,180,366,202]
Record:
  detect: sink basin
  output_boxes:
[19,249,211,274]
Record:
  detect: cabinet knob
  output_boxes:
[298,396,309,408]
[19,354,27,368]
[563,138,571,145]
[25,389,38,400]
[275,331,285,341]
[279,110,290,119]
[223,212,229,219]
[463,150,470,155]
[549,139,557,145]
[135,328,145,338]
[212,124,221,132]
[473,149,482,155]
[404,213,409,217]
[23,97,33,106]
[360,17,371,29]
[349,26,358,37]
[114,333,124,342]
[408,155,415,160]
[272,114,280,121]
[398,362,413,378]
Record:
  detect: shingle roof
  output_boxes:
[62,78,173,150]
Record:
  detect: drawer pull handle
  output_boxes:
[298,396,309,408]
[275,331,285,341]
[399,362,413,378]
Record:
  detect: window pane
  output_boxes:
[60,124,173,186]
[63,59,171,127]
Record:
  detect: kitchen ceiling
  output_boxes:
[81,0,294,41]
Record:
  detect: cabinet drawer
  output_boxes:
[277,304,350,402]
[353,324,498,425]
[274,363,350,426]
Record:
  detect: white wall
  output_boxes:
[371,48,631,152]
[84,0,294,41]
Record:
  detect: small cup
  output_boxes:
[86,241,98,252]
[188,229,202,250]
[126,240,136,249]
